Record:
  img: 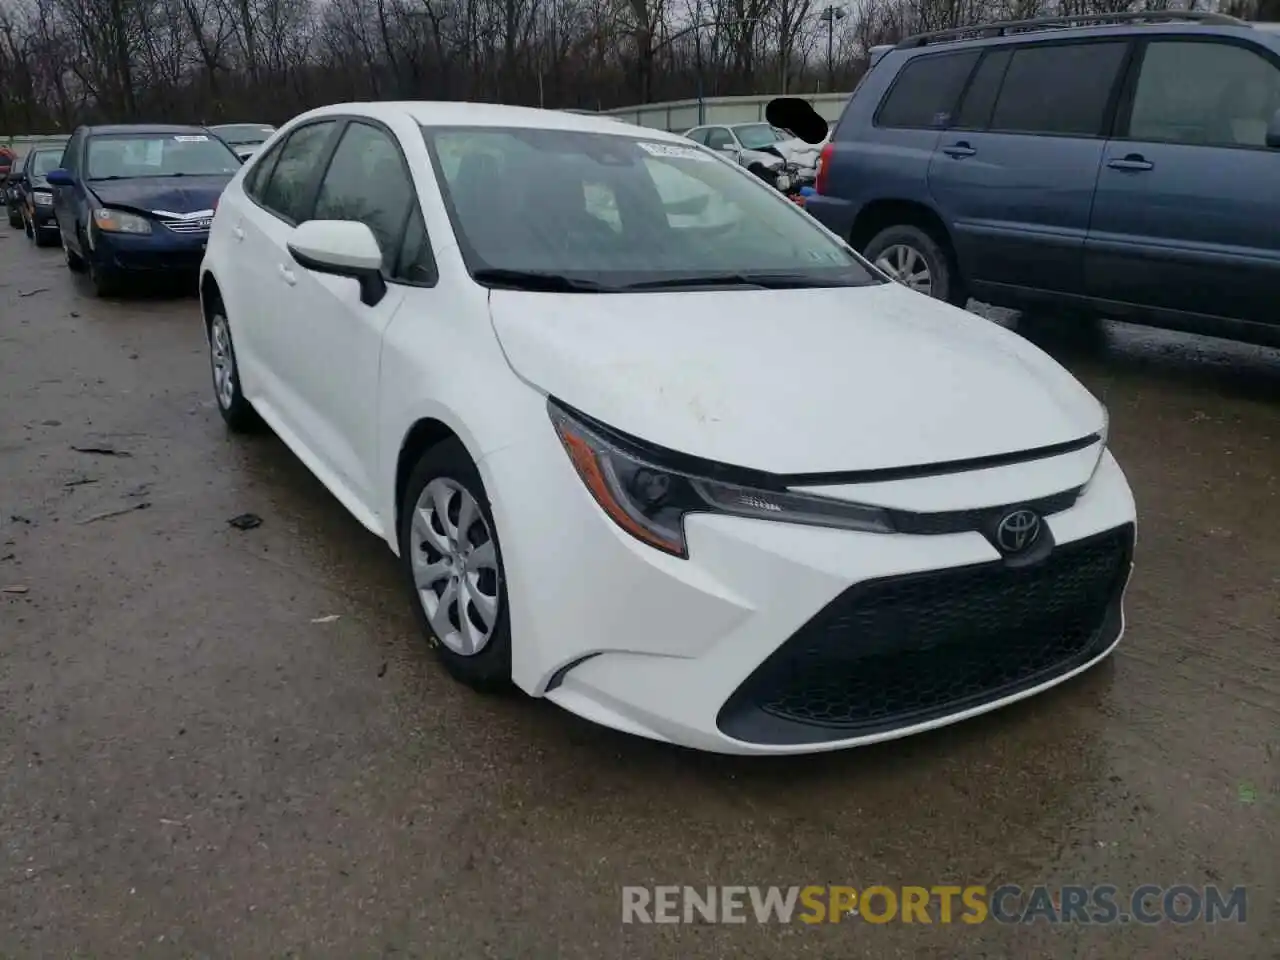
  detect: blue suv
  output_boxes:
[800,12,1280,347]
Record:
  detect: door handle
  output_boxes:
[278,264,297,285]
[942,142,976,158]
[231,225,244,241]
[1107,154,1153,172]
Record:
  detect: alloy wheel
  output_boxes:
[410,478,501,656]
[874,243,933,295]
[209,314,236,411]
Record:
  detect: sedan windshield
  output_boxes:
[86,133,241,180]
[31,150,63,176]
[422,126,879,290]
[733,123,789,150]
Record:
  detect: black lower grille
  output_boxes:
[718,524,1134,745]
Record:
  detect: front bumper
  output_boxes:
[88,225,209,273]
[483,427,1136,755]
[28,201,57,229]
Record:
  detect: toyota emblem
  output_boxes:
[995,509,1041,554]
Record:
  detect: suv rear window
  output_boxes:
[876,51,980,129]
[988,41,1128,137]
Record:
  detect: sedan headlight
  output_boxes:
[93,207,151,234]
[32,190,53,206]
[548,399,893,558]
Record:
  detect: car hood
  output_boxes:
[86,176,232,216]
[488,283,1105,475]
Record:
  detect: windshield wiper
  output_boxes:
[623,272,862,290]
[472,268,616,293]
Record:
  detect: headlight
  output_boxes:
[548,400,893,558]
[93,207,151,234]
[33,190,52,206]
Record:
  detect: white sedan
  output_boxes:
[199,101,1137,755]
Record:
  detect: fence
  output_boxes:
[1,134,71,159]
[596,92,851,131]
[3,91,853,149]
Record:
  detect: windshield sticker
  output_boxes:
[174,135,209,142]
[637,141,713,162]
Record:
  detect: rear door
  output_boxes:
[928,39,1130,295]
[1085,36,1280,326]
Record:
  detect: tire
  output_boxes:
[6,205,20,229]
[23,212,34,240]
[863,224,965,306]
[208,309,260,432]
[33,225,55,248]
[89,257,122,297]
[63,227,86,272]
[398,439,512,692]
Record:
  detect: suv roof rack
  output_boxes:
[895,10,1247,49]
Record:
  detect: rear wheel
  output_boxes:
[863,224,963,306]
[398,439,512,692]
[208,310,259,432]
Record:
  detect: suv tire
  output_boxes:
[863,225,963,306]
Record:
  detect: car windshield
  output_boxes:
[733,124,789,149]
[214,124,274,145]
[422,126,878,290]
[31,151,62,176]
[86,133,241,180]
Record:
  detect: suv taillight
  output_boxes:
[815,143,834,195]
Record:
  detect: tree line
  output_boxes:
[0,0,1273,134]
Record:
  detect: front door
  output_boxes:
[1085,37,1280,327]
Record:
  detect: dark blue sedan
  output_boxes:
[47,124,242,296]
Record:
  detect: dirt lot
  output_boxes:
[1,231,1276,958]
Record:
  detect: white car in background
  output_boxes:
[682,121,821,183]
[198,101,1136,755]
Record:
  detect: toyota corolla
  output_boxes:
[198,102,1137,755]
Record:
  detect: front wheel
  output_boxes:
[398,439,512,692]
[6,205,21,229]
[863,224,962,305]
[88,258,121,298]
[62,227,86,272]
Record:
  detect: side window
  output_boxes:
[393,206,438,285]
[876,51,980,129]
[259,121,337,223]
[312,121,416,273]
[989,42,1128,137]
[954,49,1012,130]
[244,139,283,200]
[1127,40,1280,148]
[705,128,733,150]
[687,128,710,146]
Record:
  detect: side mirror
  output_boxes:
[45,169,74,187]
[1267,108,1280,149]
[287,219,386,307]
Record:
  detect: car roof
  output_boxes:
[893,10,1267,55]
[85,124,212,136]
[285,101,691,142]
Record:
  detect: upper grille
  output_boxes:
[887,487,1081,536]
[717,524,1133,745]
[161,218,211,235]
